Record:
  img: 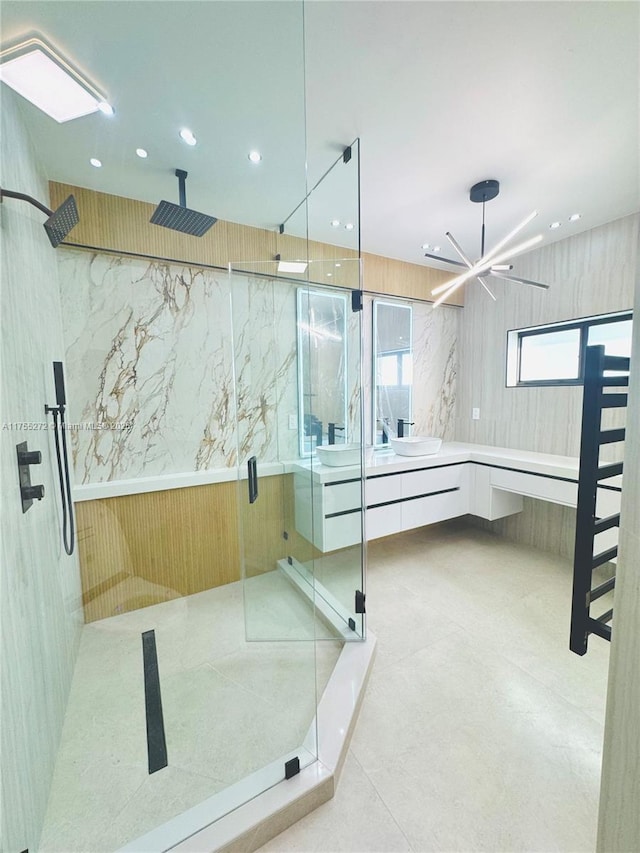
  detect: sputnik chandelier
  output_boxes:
[427,179,550,306]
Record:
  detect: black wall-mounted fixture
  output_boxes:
[0,188,79,247]
[16,442,44,513]
[45,361,75,555]
[150,169,217,237]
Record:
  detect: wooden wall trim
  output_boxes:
[50,181,463,305]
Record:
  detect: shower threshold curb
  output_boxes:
[118,631,376,853]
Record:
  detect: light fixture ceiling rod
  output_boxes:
[481,198,486,257]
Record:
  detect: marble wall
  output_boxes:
[598,215,640,851]
[58,251,307,482]
[59,252,456,484]
[0,91,83,853]
[456,214,638,554]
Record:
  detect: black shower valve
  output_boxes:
[16,440,44,513]
[17,448,42,466]
[22,484,45,501]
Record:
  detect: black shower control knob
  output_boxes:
[18,449,42,466]
[22,484,45,501]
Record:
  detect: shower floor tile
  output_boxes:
[38,574,342,853]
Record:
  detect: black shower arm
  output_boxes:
[0,187,53,217]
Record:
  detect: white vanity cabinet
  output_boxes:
[293,443,622,554]
[368,462,471,538]
[294,459,472,552]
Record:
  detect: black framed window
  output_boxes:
[506,310,632,387]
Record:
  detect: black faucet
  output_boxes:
[328,423,345,445]
[397,418,415,438]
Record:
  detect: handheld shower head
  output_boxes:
[0,188,79,247]
[150,169,217,237]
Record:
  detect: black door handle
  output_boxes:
[248,456,258,504]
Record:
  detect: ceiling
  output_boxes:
[1,1,638,270]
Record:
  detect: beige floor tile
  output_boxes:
[257,750,413,852]
[260,521,610,853]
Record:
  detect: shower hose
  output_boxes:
[49,405,75,556]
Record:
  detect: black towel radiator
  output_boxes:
[570,345,630,655]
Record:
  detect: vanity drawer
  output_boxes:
[365,473,402,506]
[324,511,362,551]
[366,503,402,540]
[489,467,577,507]
[323,480,361,515]
[401,487,467,531]
[401,464,465,499]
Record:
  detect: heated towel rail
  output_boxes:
[570,345,629,655]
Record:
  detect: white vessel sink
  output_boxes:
[316,443,361,467]
[390,436,442,456]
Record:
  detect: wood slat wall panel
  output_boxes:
[75,474,318,623]
[76,481,240,622]
[362,251,462,305]
[50,182,460,304]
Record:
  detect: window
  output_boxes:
[506,311,632,387]
[373,300,413,444]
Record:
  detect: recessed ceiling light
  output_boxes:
[330,219,340,228]
[422,243,430,250]
[345,222,354,231]
[0,38,112,123]
[335,263,341,267]
[569,213,581,222]
[433,246,441,252]
[90,158,102,168]
[550,221,562,229]
[248,150,262,163]
[326,272,333,277]
[179,128,197,146]
[136,148,148,159]
[97,101,114,116]
[277,260,308,274]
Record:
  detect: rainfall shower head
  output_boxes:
[150,169,217,237]
[0,188,79,247]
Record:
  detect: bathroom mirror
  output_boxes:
[373,300,413,445]
[297,288,348,455]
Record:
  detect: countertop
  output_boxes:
[292,441,583,484]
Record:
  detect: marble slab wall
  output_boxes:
[58,253,457,484]
[1,91,83,853]
[58,252,304,482]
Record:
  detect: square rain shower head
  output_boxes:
[150,200,217,237]
[44,194,79,247]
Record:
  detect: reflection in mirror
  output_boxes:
[373,300,413,445]
[297,288,348,455]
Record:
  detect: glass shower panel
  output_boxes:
[230,259,330,782]
[297,138,365,640]
[295,268,365,639]
[0,1,319,850]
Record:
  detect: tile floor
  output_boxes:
[38,573,343,852]
[258,520,612,852]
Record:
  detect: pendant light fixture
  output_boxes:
[427,180,550,306]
